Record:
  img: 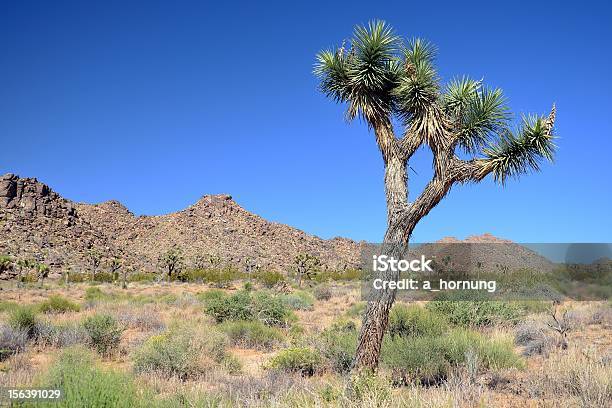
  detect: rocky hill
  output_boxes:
[0,173,362,277]
[1,173,557,279]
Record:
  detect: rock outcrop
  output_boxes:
[0,174,363,277]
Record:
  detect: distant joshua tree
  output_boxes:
[159,246,184,283]
[0,255,13,277]
[109,257,122,282]
[294,254,321,288]
[36,263,50,287]
[206,254,222,269]
[87,248,102,282]
[243,257,257,281]
[315,21,556,370]
[16,258,35,287]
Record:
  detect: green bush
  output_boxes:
[9,306,38,339]
[254,270,285,288]
[178,268,242,286]
[281,290,314,310]
[388,304,448,338]
[128,272,155,283]
[41,346,141,408]
[0,300,19,313]
[426,299,524,327]
[196,289,226,305]
[205,291,253,322]
[205,291,293,327]
[84,287,107,302]
[220,320,283,350]
[133,325,233,379]
[251,291,294,326]
[38,295,80,314]
[382,328,523,385]
[316,324,358,374]
[267,347,322,376]
[93,271,115,283]
[82,314,123,356]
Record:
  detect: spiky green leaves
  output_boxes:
[394,39,439,121]
[443,79,510,153]
[480,110,556,184]
[314,20,400,125]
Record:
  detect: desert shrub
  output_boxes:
[38,295,80,314]
[133,325,233,379]
[205,290,293,327]
[220,320,283,350]
[205,291,253,322]
[382,328,523,385]
[315,324,358,374]
[528,348,612,407]
[313,285,333,301]
[82,314,123,356]
[0,300,19,313]
[251,291,294,326]
[254,270,284,288]
[65,272,86,283]
[347,370,392,403]
[280,290,314,310]
[93,271,114,283]
[243,281,253,291]
[196,289,226,305]
[0,324,27,361]
[316,268,363,282]
[388,303,448,338]
[84,286,107,301]
[117,309,165,331]
[346,302,366,317]
[128,272,155,283]
[426,299,524,327]
[267,347,322,376]
[382,335,450,385]
[36,320,89,348]
[514,320,556,356]
[9,306,38,339]
[178,268,242,286]
[41,346,141,408]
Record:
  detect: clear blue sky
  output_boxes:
[1,1,610,243]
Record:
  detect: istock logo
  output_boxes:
[372,255,433,272]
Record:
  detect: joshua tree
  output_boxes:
[87,248,102,282]
[16,258,35,287]
[36,263,50,287]
[0,256,14,282]
[294,254,321,288]
[159,246,184,283]
[109,257,122,282]
[206,254,222,269]
[315,21,556,370]
[243,257,257,281]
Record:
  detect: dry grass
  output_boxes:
[0,281,610,407]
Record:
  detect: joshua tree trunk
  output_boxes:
[354,144,412,370]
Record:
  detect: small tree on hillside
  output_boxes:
[294,254,321,288]
[87,248,102,282]
[315,21,556,370]
[159,246,184,283]
[243,257,257,282]
[109,257,122,283]
[36,263,50,287]
[16,258,35,287]
[206,254,222,269]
